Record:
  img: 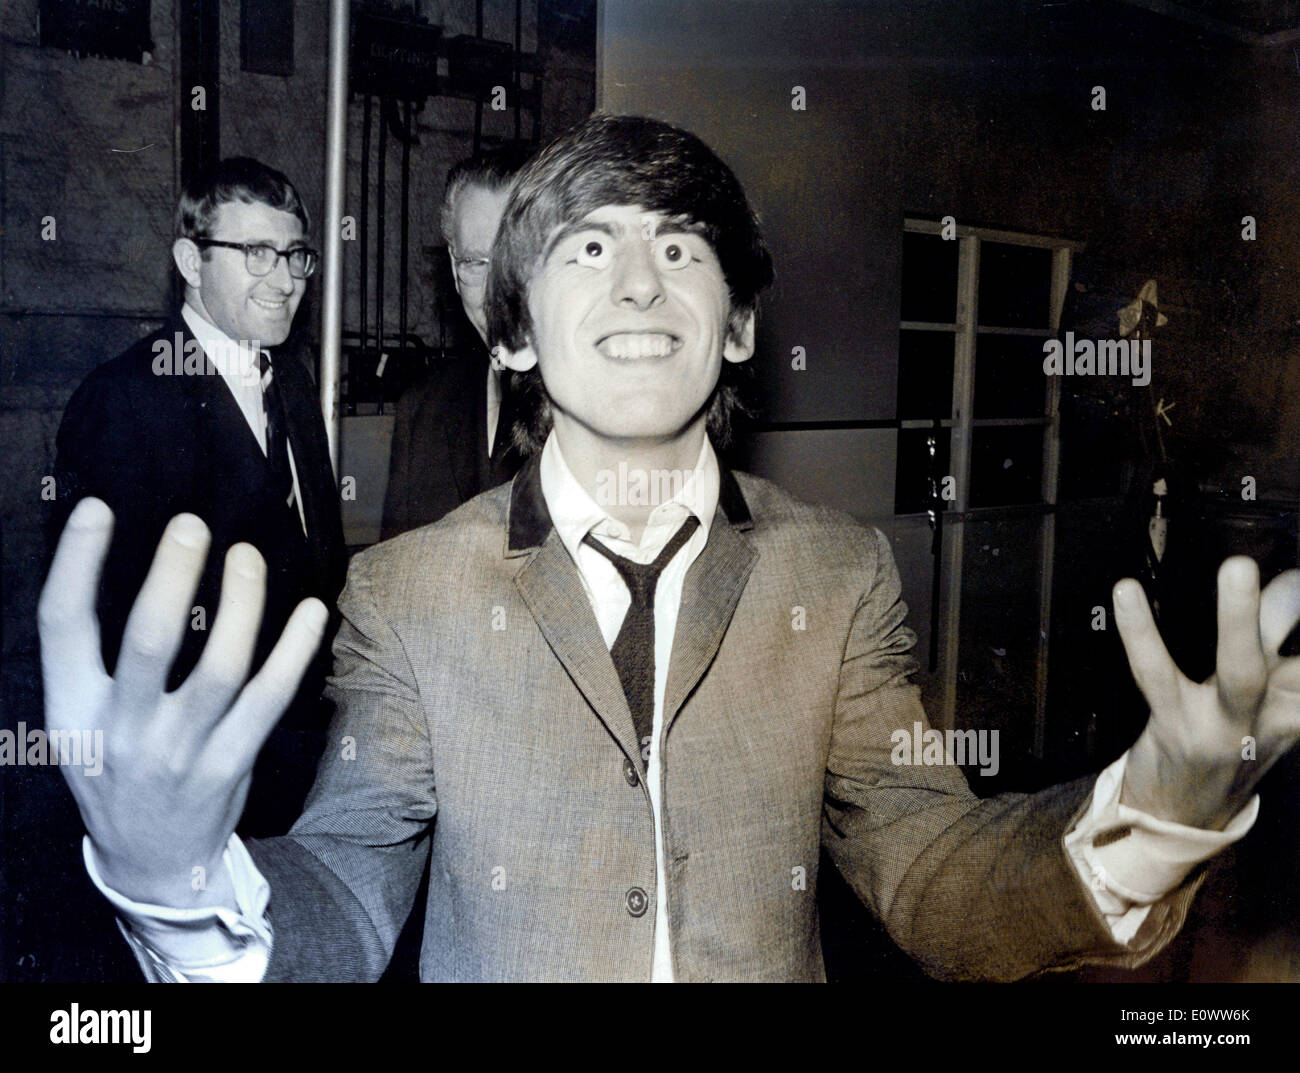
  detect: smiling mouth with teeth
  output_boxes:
[252,297,287,311]
[596,332,680,360]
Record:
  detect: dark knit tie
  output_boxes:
[257,352,296,513]
[581,515,701,759]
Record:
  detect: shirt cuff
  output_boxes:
[83,835,273,983]
[1064,752,1258,944]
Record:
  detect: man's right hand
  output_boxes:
[39,498,328,910]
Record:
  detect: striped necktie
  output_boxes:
[257,352,296,513]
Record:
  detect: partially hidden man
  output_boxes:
[41,117,1300,982]
[381,147,530,538]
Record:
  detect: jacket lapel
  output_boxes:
[505,455,758,762]
[276,354,347,584]
[508,456,641,760]
[663,470,758,733]
[514,530,645,764]
[177,322,269,483]
[276,358,321,516]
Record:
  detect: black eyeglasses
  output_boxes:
[196,239,319,280]
[451,252,491,286]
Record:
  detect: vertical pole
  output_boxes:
[376,104,388,360]
[360,94,371,377]
[320,0,350,473]
[398,97,412,413]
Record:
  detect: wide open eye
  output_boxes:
[655,239,691,271]
[575,238,610,267]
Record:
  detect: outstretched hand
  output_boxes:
[1115,556,1300,830]
[38,498,328,909]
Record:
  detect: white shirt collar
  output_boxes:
[181,302,264,389]
[540,430,720,566]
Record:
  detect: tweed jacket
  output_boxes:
[248,457,1200,981]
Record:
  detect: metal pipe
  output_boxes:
[320,0,350,473]
[398,97,412,412]
[360,93,371,376]
[376,100,387,360]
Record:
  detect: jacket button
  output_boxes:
[625,887,648,917]
[622,758,639,787]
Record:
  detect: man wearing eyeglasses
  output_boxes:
[380,147,531,539]
[51,156,347,840]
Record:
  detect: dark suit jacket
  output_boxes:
[247,458,1201,981]
[380,351,522,539]
[52,313,348,835]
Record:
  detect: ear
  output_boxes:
[493,339,538,373]
[172,238,203,290]
[723,309,756,365]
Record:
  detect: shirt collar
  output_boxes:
[181,302,264,389]
[539,430,720,566]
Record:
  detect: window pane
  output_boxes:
[978,242,1052,329]
[955,513,1044,768]
[895,427,951,515]
[898,329,955,420]
[969,426,1044,508]
[973,334,1048,419]
[901,231,958,323]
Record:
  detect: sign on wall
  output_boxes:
[39,0,154,63]
[350,9,440,101]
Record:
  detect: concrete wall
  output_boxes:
[1,0,180,732]
[601,0,905,426]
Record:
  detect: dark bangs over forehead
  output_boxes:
[486,114,773,353]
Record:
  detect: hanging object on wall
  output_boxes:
[1114,277,1172,463]
[1117,278,1168,338]
[445,34,516,95]
[1148,476,1169,563]
[39,0,154,63]
[445,32,543,146]
[350,7,441,101]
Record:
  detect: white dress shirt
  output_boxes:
[541,432,715,980]
[86,430,1257,980]
[486,365,503,457]
[181,303,307,536]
